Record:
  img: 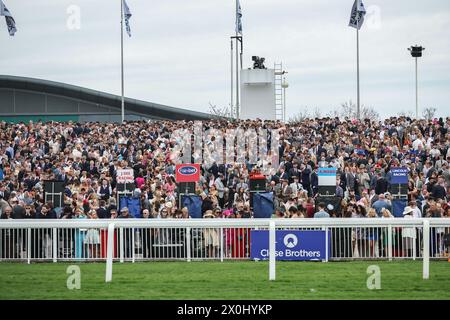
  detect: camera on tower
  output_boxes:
[252,56,266,69]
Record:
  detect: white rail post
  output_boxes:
[269,220,276,281]
[422,220,430,280]
[119,227,124,263]
[388,225,392,261]
[131,228,135,264]
[27,228,31,264]
[52,228,57,263]
[106,223,115,283]
[324,226,329,263]
[220,227,224,262]
[186,227,191,262]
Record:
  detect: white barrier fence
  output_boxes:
[1,219,449,264]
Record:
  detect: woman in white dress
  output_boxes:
[84,210,100,258]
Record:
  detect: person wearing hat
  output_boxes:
[119,207,132,219]
[402,206,417,257]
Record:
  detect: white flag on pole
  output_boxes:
[236,0,242,34]
[348,0,366,30]
[122,0,132,37]
[0,0,17,36]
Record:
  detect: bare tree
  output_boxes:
[312,107,322,119]
[326,109,340,118]
[288,107,311,123]
[335,100,379,121]
[422,107,438,120]
[340,100,356,119]
[398,110,415,118]
[208,102,233,119]
[360,105,380,121]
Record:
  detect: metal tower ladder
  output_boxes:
[274,62,284,122]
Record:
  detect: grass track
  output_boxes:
[0,261,449,300]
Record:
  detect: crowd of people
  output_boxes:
[0,117,449,221]
[0,116,449,259]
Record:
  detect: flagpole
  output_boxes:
[120,0,125,123]
[356,26,360,120]
[356,12,361,121]
[231,39,234,118]
[235,0,240,120]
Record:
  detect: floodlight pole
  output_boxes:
[408,45,424,119]
[415,57,418,119]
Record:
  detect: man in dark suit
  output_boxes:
[96,200,110,219]
[375,172,389,195]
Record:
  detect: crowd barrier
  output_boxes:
[0,219,449,263]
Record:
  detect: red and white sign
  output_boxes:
[176,164,200,183]
[116,169,134,184]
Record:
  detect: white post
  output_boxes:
[186,227,191,262]
[388,225,392,261]
[423,220,430,280]
[27,228,31,264]
[120,0,125,123]
[220,227,224,262]
[106,223,115,283]
[52,228,57,263]
[269,221,276,281]
[324,227,329,263]
[119,227,124,263]
[131,228,135,263]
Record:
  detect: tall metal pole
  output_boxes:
[235,0,240,120]
[415,57,418,119]
[356,24,361,120]
[230,39,234,118]
[120,0,125,123]
[283,77,286,123]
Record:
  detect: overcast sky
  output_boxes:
[0,0,449,119]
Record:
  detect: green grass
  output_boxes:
[0,261,449,300]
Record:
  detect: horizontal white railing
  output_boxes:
[0,219,449,263]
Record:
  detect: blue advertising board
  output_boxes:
[250,230,330,261]
[390,167,409,184]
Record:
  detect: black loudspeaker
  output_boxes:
[178,182,196,194]
[315,196,342,214]
[318,186,336,197]
[249,178,266,192]
[390,184,408,196]
[117,183,135,192]
[43,181,65,208]
[43,181,65,194]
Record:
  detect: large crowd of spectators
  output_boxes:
[0,116,449,223]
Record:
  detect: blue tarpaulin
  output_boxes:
[253,192,274,218]
[119,196,141,218]
[392,199,407,218]
[181,195,202,218]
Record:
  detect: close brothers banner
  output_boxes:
[250,230,331,261]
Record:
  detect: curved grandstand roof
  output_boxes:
[0,75,213,121]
